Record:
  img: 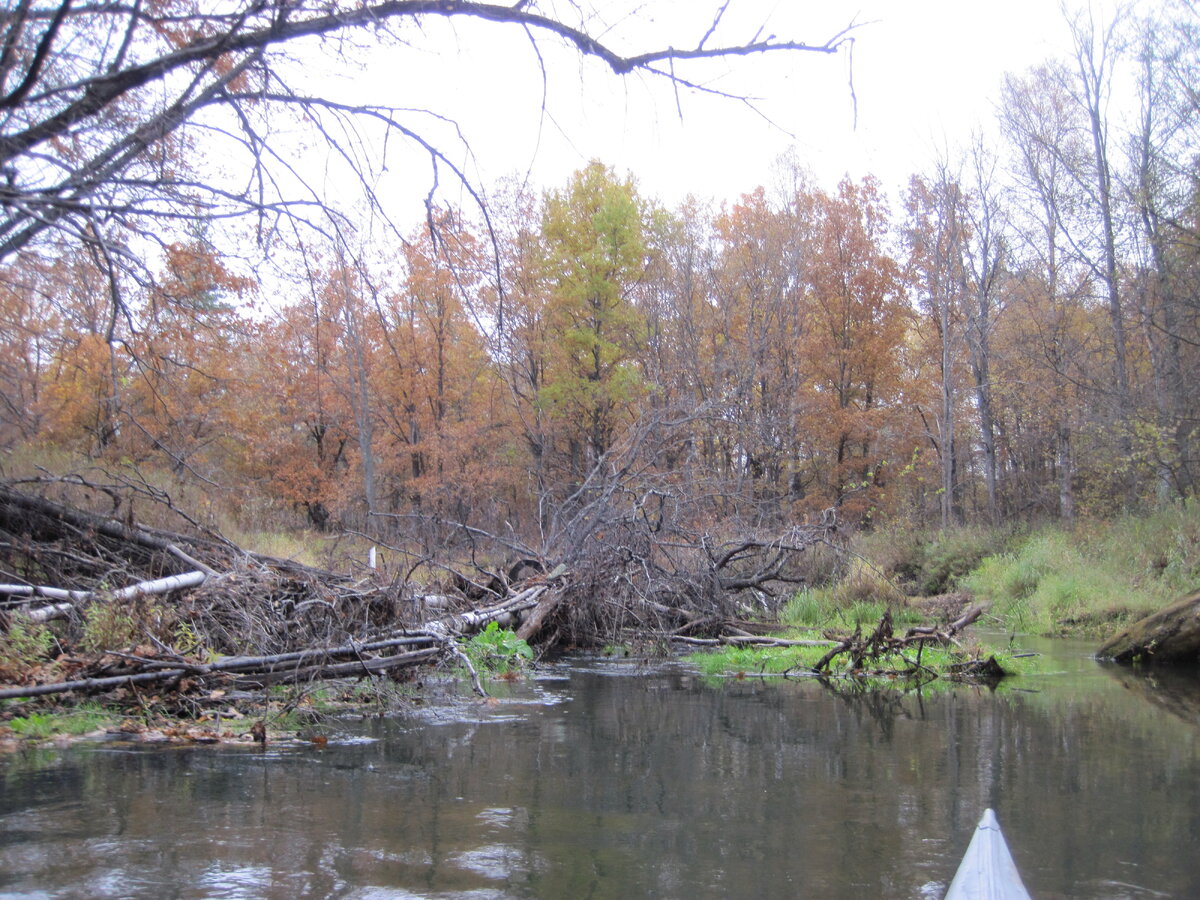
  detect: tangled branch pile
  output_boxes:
[398,434,841,649]
[0,480,436,699]
[0,474,837,702]
[809,604,1000,680]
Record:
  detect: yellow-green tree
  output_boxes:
[538,162,652,484]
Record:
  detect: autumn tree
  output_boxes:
[709,186,809,511]
[0,253,67,445]
[125,238,256,475]
[795,177,912,521]
[375,213,507,527]
[25,241,129,455]
[249,266,356,530]
[537,162,653,485]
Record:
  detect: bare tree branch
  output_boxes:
[0,2,857,263]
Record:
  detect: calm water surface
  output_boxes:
[1,637,1199,899]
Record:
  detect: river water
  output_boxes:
[1,637,1198,899]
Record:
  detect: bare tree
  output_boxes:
[962,138,1006,524]
[1064,5,1134,462]
[0,1,856,269]
[1126,3,1200,499]
[1000,63,1090,523]
[905,166,969,529]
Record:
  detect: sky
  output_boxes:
[284,0,1118,228]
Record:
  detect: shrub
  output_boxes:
[79,598,168,653]
[460,622,534,675]
[859,524,1015,595]
[0,617,55,678]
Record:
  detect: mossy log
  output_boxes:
[1096,593,1200,664]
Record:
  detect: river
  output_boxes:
[1,637,1198,898]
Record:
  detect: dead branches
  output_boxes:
[810,605,998,680]
[0,479,594,702]
[0,638,443,701]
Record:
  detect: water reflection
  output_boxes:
[1099,661,1200,727]
[1,651,1199,899]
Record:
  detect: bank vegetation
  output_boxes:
[4,4,1200,734]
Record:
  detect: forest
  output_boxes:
[0,2,1198,650]
[4,11,1200,897]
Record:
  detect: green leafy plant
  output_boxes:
[6,703,116,741]
[461,622,534,675]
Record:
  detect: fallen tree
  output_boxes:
[1096,592,1200,665]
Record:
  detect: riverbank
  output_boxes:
[845,502,1200,640]
[0,678,430,750]
[6,478,1199,745]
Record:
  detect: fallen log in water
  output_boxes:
[230,648,441,688]
[1097,592,1200,665]
[423,585,549,636]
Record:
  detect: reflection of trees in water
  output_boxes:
[817,676,926,743]
[2,665,1200,898]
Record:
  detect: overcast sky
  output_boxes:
[287,0,1125,226]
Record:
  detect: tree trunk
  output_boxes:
[1097,592,1200,664]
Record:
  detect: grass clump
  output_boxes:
[0,617,56,679]
[963,503,1200,636]
[3,703,117,742]
[781,581,923,632]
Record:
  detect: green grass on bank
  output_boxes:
[847,502,1200,639]
[1,702,118,742]
[962,503,1200,637]
[684,636,1041,686]
[688,501,1200,680]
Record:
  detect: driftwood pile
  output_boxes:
[0,479,837,703]
[0,482,559,702]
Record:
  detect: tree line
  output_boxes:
[1,3,1198,557]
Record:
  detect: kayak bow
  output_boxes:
[944,808,1032,900]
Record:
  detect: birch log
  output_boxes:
[3,570,209,624]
